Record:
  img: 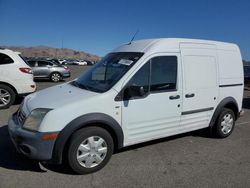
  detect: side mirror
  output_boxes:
[124,85,146,100]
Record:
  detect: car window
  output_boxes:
[38,61,49,67]
[28,61,36,67]
[19,55,30,66]
[150,56,177,92]
[126,62,150,95]
[0,53,14,65]
[48,62,54,66]
[123,56,177,100]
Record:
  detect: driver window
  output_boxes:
[123,56,177,100]
[125,62,150,98]
[150,56,177,92]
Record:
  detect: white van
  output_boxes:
[0,48,36,109]
[8,38,244,174]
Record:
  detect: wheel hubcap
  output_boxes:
[52,73,60,81]
[220,113,234,134]
[0,89,11,107]
[76,136,107,168]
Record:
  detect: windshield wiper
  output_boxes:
[71,80,80,88]
[71,80,103,93]
[71,81,91,91]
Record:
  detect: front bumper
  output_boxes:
[8,112,59,161]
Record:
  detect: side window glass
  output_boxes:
[28,61,35,67]
[38,61,48,67]
[0,53,14,65]
[150,56,177,92]
[124,62,150,99]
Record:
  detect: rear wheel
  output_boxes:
[67,127,114,174]
[213,108,235,138]
[0,84,16,109]
[50,72,61,82]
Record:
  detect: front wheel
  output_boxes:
[67,127,114,174]
[213,108,235,138]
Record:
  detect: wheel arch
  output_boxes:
[209,97,239,128]
[0,81,18,94]
[51,113,124,164]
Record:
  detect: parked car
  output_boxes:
[86,60,95,65]
[62,59,75,65]
[244,65,250,87]
[8,38,243,174]
[0,48,36,109]
[75,60,87,66]
[27,60,70,82]
[58,59,66,65]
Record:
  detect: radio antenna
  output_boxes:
[128,29,139,45]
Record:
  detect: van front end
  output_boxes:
[8,109,59,161]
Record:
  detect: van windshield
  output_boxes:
[73,52,143,93]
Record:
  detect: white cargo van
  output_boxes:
[8,38,243,174]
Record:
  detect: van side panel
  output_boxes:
[217,47,243,112]
[217,48,243,85]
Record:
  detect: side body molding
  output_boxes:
[52,113,124,164]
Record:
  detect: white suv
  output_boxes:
[8,39,243,174]
[0,48,36,109]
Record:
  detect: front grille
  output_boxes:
[17,109,26,125]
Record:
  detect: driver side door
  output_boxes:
[121,54,182,146]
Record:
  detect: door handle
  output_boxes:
[169,95,180,100]
[185,93,195,98]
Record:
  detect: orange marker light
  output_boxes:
[42,133,58,141]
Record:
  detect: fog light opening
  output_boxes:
[19,145,31,154]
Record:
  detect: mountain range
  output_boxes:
[1,46,100,62]
[1,45,249,65]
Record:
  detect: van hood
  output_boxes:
[24,82,99,113]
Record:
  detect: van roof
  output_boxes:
[112,38,239,53]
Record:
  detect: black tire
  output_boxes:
[212,108,235,138]
[67,127,114,174]
[0,84,16,109]
[50,72,62,82]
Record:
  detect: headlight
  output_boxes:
[23,108,52,131]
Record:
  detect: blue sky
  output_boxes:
[0,0,249,59]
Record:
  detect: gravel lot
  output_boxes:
[0,65,250,188]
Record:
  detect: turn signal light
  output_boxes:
[42,133,58,141]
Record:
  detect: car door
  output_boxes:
[180,45,218,130]
[121,54,182,145]
[37,61,50,77]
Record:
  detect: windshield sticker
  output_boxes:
[118,59,134,66]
